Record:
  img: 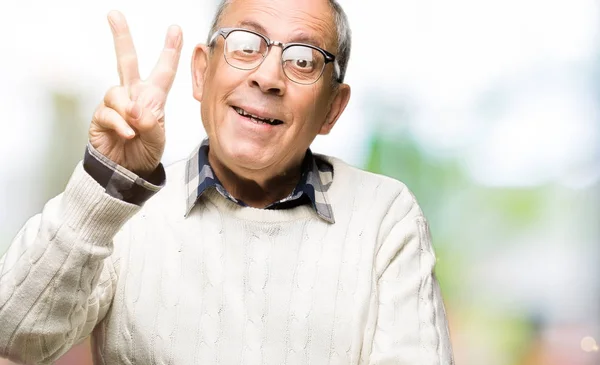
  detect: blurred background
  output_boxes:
[1,0,599,364]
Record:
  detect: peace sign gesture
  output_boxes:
[89,10,183,177]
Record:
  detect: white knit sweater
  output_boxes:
[0,155,454,364]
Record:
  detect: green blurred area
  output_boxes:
[363,112,599,364]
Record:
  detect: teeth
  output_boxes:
[234,107,278,124]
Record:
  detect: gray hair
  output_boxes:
[206,0,352,83]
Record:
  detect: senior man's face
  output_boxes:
[191,0,350,176]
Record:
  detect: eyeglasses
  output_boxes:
[208,28,341,85]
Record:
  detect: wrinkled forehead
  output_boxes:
[219,0,337,51]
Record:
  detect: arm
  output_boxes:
[0,9,180,363]
[0,162,139,364]
[367,192,454,365]
[1,144,165,364]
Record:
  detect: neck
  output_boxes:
[208,150,304,208]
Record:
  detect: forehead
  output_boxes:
[220,0,337,49]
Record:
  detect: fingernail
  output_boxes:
[126,128,135,138]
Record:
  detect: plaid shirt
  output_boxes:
[83,139,335,223]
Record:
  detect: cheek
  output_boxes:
[203,72,237,120]
[291,89,330,130]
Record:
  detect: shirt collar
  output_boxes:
[184,139,335,223]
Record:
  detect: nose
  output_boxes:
[247,46,287,96]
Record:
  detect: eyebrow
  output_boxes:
[236,20,324,48]
[237,20,268,35]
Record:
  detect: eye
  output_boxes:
[241,45,259,54]
[226,31,265,57]
[294,59,311,69]
[283,46,318,73]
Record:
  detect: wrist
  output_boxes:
[84,143,165,205]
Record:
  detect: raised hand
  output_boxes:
[89,10,183,176]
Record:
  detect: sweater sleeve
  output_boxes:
[0,162,141,364]
[367,191,454,365]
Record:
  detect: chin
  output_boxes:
[212,113,289,172]
[219,136,277,171]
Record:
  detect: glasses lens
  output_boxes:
[282,45,325,84]
[224,31,267,69]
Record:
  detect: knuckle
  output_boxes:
[121,52,137,63]
[103,86,121,105]
[93,106,123,130]
[104,87,128,113]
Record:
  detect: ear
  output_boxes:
[319,83,351,135]
[191,44,210,102]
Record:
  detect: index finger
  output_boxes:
[108,10,141,86]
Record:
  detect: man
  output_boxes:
[0,0,454,364]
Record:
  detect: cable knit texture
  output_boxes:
[0,156,454,365]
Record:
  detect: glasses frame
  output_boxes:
[208,27,342,85]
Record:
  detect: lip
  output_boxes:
[231,104,285,125]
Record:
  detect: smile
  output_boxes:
[233,106,283,126]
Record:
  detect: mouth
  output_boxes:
[232,106,284,126]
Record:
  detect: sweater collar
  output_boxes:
[184,139,335,223]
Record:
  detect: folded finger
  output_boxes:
[93,105,136,139]
[104,86,132,118]
[127,102,161,135]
